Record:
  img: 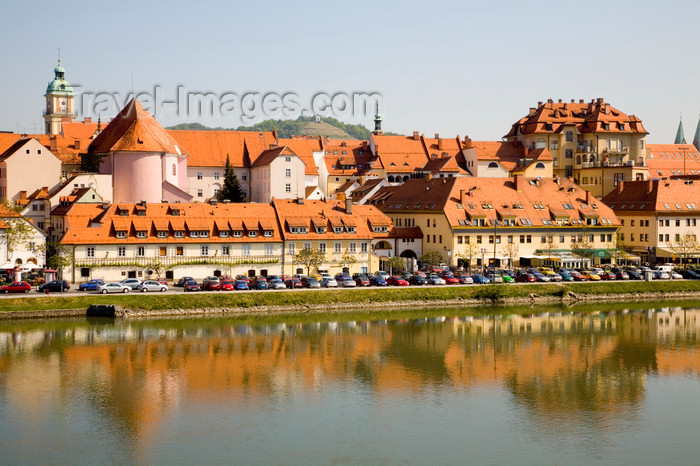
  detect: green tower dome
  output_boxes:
[45,62,73,96]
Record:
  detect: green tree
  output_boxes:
[294,247,325,275]
[457,241,480,272]
[669,231,700,266]
[385,256,406,274]
[419,250,444,267]
[0,201,36,262]
[340,249,357,271]
[216,154,246,202]
[37,241,72,272]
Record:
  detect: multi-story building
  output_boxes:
[0,204,46,273]
[505,98,648,187]
[602,178,700,264]
[0,138,62,202]
[59,201,284,282]
[369,175,620,269]
[250,146,306,202]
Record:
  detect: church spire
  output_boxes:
[693,114,700,151]
[675,115,686,144]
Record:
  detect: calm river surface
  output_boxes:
[2,301,700,465]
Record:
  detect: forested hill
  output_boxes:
[167,116,380,140]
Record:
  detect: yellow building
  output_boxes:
[369,176,621,269]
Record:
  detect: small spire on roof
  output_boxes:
[675,114,687,144]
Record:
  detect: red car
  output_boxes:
[220,279,235,291]
[515,272,536,283]
[599,271,616,280]
[570,272,587,281]
[441,271,460,285]
[1,281,32,293]
[386,276,409,286]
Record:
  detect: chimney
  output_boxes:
[272,129,278,143]
[529,107,536,116]
[514,174,524,192]
[74,139,81,150]
[49,136,57,151]
[579,99,584,103]
[102,202,109,210]
[646,178,654,194]
[616,180,624,194]
[464,136,472,148]
[438,138,444,150]
[554,176,560,185]
[19,191,27,201]
[297,197,304,205]
[558,99,562,103]
[585,190,592,204]
[140,200,147,207]
[537,101,543,107]
[345,197,352,214]
[570,99,575,103]
[413,131,419,140]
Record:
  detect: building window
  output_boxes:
[361,242,368,253]
[118,246,126,257]
[285,156,291,162]
[172,164,176,176]
[565,131,573,142]
[137,231,146,238]
[201,245,209,256]
[550,140,559,150]
[157,231,167,238]
[565,149,573,159]
[319,243,327,254]
[334,242,342,253]
[288,243,296,255]
[349,242,356,253]
[214,172,220,180]
[242,173,247,181]
[285,169,291,178]
[197,189,203,197]
[174,231,184,238]
[176,246,184,256]
[197,172,203,180]
[86,247,95,257]
[222,246,230,256]
[159,247,167,256]
[137,246,145,257]
[242,245,250,256]
[613,173,624,186]
[285,184,291,193]
[116,231,126,239]
[265,244,274,255]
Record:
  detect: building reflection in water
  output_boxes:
[1,306,699,453]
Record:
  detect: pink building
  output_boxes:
[87,99,192,203]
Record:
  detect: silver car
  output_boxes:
[428,275,446,285]
[120,278,142,290]
[269,278,287,289]
[138,280,168,292]
[97,282,130,294]
[322,277,338,287]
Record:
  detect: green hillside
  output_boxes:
[167,116,376,140]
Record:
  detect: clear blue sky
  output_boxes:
[2,0,699,143]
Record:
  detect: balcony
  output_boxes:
[74,254,280,269]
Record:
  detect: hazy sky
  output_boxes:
[2,0,699,143]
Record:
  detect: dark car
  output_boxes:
[38,280,70,292]
[176,276,194,287]
[471,274,492,284]
[1,281,31,293]
[409,274,428,285]
[251,277,269,290]
[285,277,302,289]
[626,270,643,280]
[368,274,387,286]
[301,277,320,288]
[616,271,630,280]
[202,276,221,291]
[78,279,105,291]
[684,270,700,279]
[183,280,201,292]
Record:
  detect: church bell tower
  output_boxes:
[44,59,75,135]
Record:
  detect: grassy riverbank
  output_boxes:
[1,280,700,314]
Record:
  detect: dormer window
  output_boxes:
[333,226,343,234]
[136,210,146,217]
[190,231,199,238]
[136,231,147,238]
[347,226,356,233]
[290,226,308,234]
[316,226,326,234]
[174,231,184,238]
[157,231,167,238]
[248,231,258,237]
[200,231,209,238]
[116,231,127,239]
[233,231,243,237]
[171,209,180,216]
[264,230,273,237]
[119,209,128,217]
[219,231,229,238]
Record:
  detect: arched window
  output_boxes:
[487,162,499,169]
[402,175,409,182]
[388,175,395,182]
[535,162,545,169]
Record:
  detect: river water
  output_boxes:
[1,301,700,465]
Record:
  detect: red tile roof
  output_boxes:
[645,144,700,177]
[279,136,322,176]
[88,99,187,155]
[505,98,648,138]
[168,129,277,168]
[602,178,700,213]
[371,134,429,173]
[61,202,282,245]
